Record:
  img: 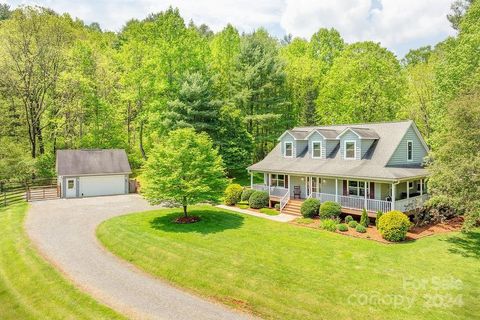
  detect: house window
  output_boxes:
[271,174,285,188]
[407,140,413,161]
[312,141,322,158]
[348,180,365,197]
[409,181,414,189]
[344,141,356,159]
[284,142,293,157]
[67,179,74,189]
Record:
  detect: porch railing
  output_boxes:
[394,194,429,212]
[366,198,392,213]
[252,184,289,198]
[280,190,290,212]
[311,192,392,212]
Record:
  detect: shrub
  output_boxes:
[375,211,383,227]
[241,188,256,202]
[249,191,269,209]
[301,198,321,218]
[355,224,366,233]
[274,203,280,210]
[320,219,338,232]
[345,215,353,223]
[377,210,411,242]
[348,220,358,228]
[337,223,348,232]
[224,184,243,205]
[320,201,341,219]
[360,208,370,227]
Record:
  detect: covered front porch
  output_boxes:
[250,172,428,215]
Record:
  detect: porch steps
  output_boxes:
[282,199,303,216]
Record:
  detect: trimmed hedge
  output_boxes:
[377,210,411,242]
[224,184,243,205]
[249,191,269,209]
[345,215,353,223]
[320,201,341,219]
[320,219,337,232]
[355,224,366,233]
[337,223,348,232]
[348,220,358,228]
[300,198,321,218]
[241,188,256,202]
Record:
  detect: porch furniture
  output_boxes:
[293,186,301,199]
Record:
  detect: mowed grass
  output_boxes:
[97,206,480,320]
[0,204,123,320]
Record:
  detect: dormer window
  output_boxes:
[284,142,293,157]
[344,141,356,160]
[312,141,322,158]
[407,140,413,161]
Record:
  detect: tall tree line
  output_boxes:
[0,2,479,209]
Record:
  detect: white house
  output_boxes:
[56,149,131,198]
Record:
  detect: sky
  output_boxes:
[5,0,456,57]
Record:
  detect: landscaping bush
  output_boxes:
[345,215,353,223]
[377,210,411,242]
[249,191,269,209]
[348,220,358,228]
[355,224,366,233]
[224,184,243,205]
[320,201,341,219]
[375,211,383,227]
[241,188,256,202]
[337,223,348,232]
[301,198,321,218]
[360,208,370,227]
[274,203,280,210]
[320,219,338,232]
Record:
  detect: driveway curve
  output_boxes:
[26,194,252,320]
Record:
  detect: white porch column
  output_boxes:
[406,181,409,199]
[364,181,367,209]
[420,178,423,195]
[335,178,338,202]
[392,183,396,211]
[268,173,271,196]
[250,172,253,188]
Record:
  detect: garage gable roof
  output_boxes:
[56,149,131,176]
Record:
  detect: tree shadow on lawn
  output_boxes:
[445,230,480,259]
[150,209,244,235]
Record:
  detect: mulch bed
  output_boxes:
[291,216,463,244]
[173,216,201,224]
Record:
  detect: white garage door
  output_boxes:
[79,175,126,197]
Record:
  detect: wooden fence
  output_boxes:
[1,178,59,207]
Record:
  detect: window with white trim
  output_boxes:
[271,174,285,188]
[407,140,413,161]
[408,181,414,189]
[284,142,293,157]
[344,141,356,159]
[312,141,322,158]
[67,179,74,189]
[348,180,365,197]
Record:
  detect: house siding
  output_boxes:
[280,134,296,157]
[339,132,361,160]
[388,125,427,166]
[360,139,375,158]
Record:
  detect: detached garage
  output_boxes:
[56,149,131,198]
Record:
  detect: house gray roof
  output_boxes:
[248,120,429,181]
[281,130,310,140]
[56,149,131,176]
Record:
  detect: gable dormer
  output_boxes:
[305,129,339,159]
[278,130,309,158]
[336,127,379,160]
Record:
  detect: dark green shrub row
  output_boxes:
[241,189,256,202]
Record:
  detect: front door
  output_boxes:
[306,177,319,196]
[65,178,76,198]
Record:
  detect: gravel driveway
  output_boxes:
[26,194,252,320]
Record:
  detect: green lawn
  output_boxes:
[0,204,123,320]
[97,206,480,320]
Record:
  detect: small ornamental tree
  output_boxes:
[143,128,228,218]
[224,184,243,205]
[360,208,370,227]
